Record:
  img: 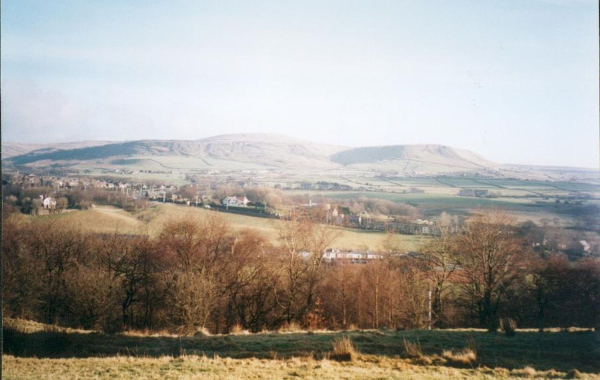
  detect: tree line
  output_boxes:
[3,210,599,334]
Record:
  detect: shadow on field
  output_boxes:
[4,326,599,373]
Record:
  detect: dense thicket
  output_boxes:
[3,211,599,334]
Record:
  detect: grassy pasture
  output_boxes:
[295,189,594,224]
[35,204,425,251]
[319,192,538,212]
[282,176,600,200]
[3,319,599,379]
[150,204,426,251]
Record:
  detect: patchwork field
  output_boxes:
[3,319,599,379]
[290,189,596,224]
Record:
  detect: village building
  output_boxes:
[222,196,249,207]
[42,196,57,209]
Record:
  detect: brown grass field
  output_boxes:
[3,319,600,379]
[42,203,427,251]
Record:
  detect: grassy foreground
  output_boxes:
[5,354,592,380]
[3,319,600,379]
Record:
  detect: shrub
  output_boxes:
[330,336,358,362]
[3,325,27,355]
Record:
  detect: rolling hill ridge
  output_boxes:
[2,134,595,180]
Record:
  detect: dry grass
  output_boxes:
[403,338,423,358]
[52,206,145,235]
[4,319,600,379]
[330,336,358,362]
[194,326,212,337]
[277,321,303,333]
[567,369,584,379]
[522,366,537,377]
[121,329,179,338]
[41,204,425,250]
[441,349,477,368]
[5,355,599,380]
[229,324,250,335]
[4,318,92,335]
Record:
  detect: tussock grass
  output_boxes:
[330,336,359,362]
[403,338,423,358]
[277,321,303,333]
[229,324,250,335]
[521,366,537,377]
[194,326,212,337]
[441,349,477,368]
[566,369,584,379]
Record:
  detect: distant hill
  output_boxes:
[1,141,115,160]
[2,134,595,179]
[2,134,346,170]
[330,144,496,171]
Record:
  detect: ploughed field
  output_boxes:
[3,319,599,379]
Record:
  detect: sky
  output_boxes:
[2,0,598,168]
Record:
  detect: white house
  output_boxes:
[43,197,57,209]
[222,196,249,207]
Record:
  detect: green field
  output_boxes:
[3,319,599,379]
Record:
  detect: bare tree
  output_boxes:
[113,236,163,330]
[169,269,217,333]
[419,229,459,327]
[274,214,341,326]
[159,214,237,332]
[453,211,528,332]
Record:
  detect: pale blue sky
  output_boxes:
[2,0,598,168]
